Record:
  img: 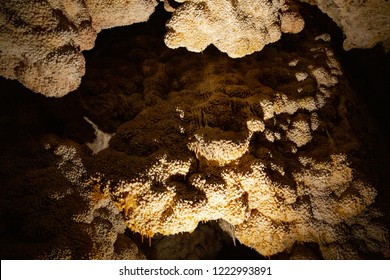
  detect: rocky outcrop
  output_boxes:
[0,0,157,97]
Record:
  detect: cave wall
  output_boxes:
[0,1,390,260]
[1,0,389,97]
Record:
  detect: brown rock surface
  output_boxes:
[0,135,144,259]
[300,0,390,51]
[0,4,389,259]
[1,1,389,97]
[0,0,157,97]
[80,23,388,258]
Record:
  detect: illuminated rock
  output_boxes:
[0,0,157,97]
[301,0,390,51]
[1,7,388,259]
[80,35,388,258]
[164,0,304,58]
[1,0,389,98]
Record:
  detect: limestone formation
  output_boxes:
[76,32,388,258]
[0,0,95,97]
[301,0,390,51]
[0,135,145,259]
[84,117,113,155]
[0,0,157,97]
[164,0,304,58]
[1,3,389,259]
[2,0,390,97]
[84,0,158,31]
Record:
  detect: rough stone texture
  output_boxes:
[151,223,223,259]
[300,0,390,51]
[0,135,145,259]
[0,6,389,259]
[2,0,390,98]
[0,0,157,97]
[0,0,95,97]
[85,0,158,31]
[77,28,387,258]
[164,0,304,58]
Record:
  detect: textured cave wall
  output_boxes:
[163,0,305,58]
[1,0,390,97]
[86,30,388,258]
[0,0,158,97]
[0,135,145,259]
[300,0,390,51]
[1,2,390,260]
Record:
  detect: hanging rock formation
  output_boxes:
[300,0,390,51]
[0,0,158,97]
[1,1,390,96]
[164,0,304,58]
[74,31,387,258]
[0,1,389,260]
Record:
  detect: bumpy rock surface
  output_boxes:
[0,0,95,97]
[2,1,390,97]
[164,0,304,58]
[85,0,158,31]
[0,6,389,259]
[77,27,387,258]
[0,135,145,259]
[0,0,157,97]
[301,0,390,51]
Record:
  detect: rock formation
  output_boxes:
[73,29,388,258]
[1,1,389,96]
[301,0,390,51]
[0,135,145,259]
[164,0,304,58]
[0,0,157,97]
[84,0,158,31]
[0,2,389,260]
[164,0,390,54]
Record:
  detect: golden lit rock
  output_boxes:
[164,0,304,58]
